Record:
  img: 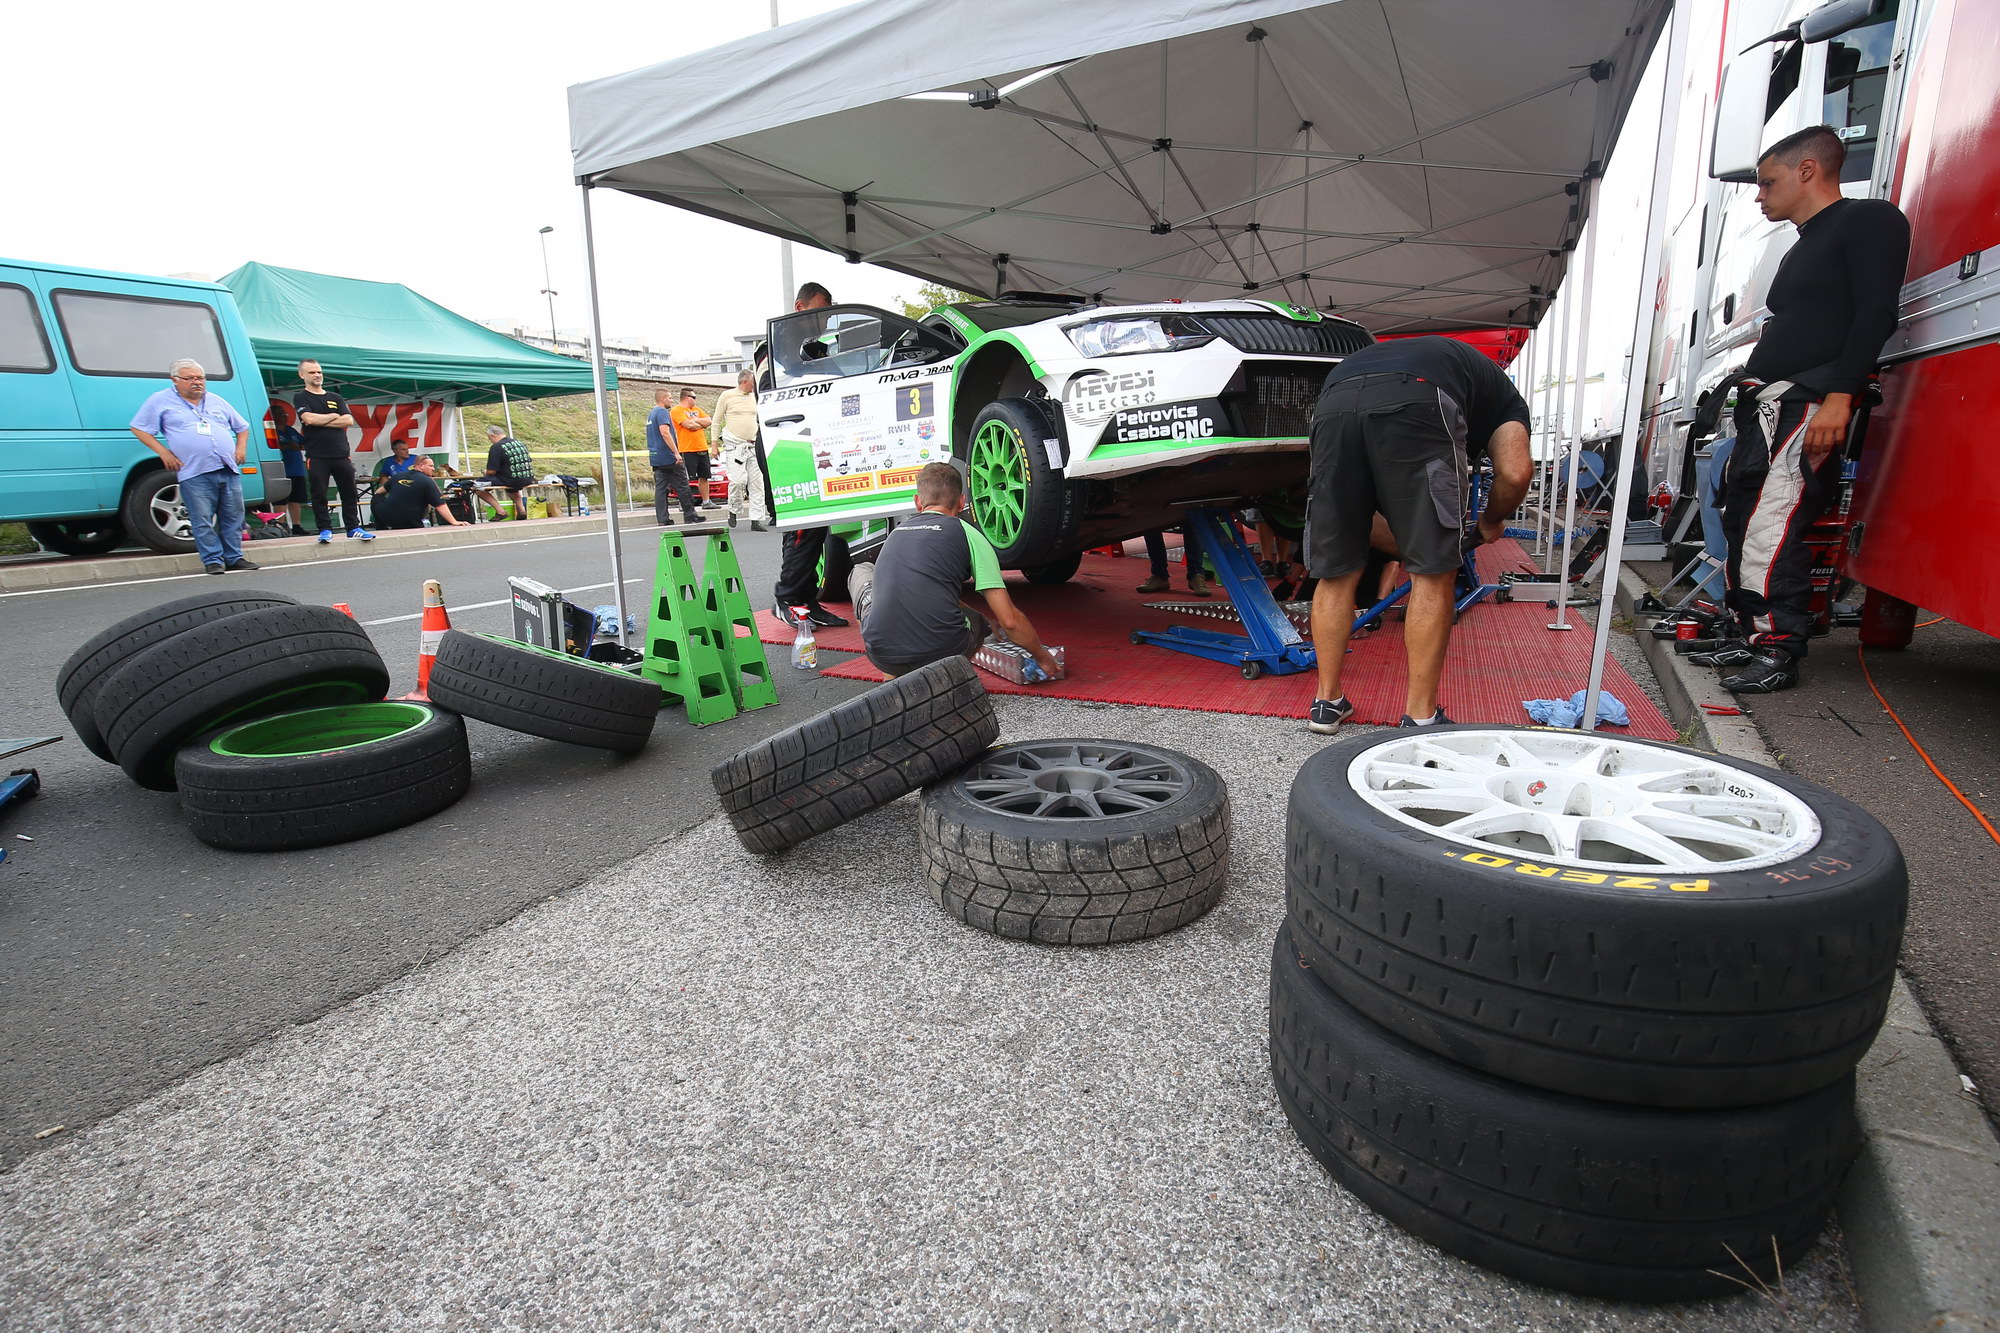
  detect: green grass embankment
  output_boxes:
[455,385,726,504]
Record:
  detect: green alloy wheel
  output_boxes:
[969,417,1029,549]
[962,398,1080,568]
[177,702,470,851]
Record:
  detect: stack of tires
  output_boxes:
[57,593,662,852]
[710,656,1231,946]
[1272,725,1907,1301]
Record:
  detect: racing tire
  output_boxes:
[1271,926,1857,1303]
[964,397,1082,569]
[425,630,662,752]
[918,739,1228,945]
[120,468,197,554]
[712,655,998,855]
[58,589,301,762]
[95,603,391,791]
[174,702,470,851]
[817,532,854,603]
[1286,726,1906,1108]
[28,520,126,557]
[1019,551,1083,585]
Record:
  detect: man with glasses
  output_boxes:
[294,358,374,543]
[130,358,258,574]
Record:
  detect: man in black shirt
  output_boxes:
[482,424,536,521]
[1304,335,1531,733]
[372,457,465,530]
[292,359,373,543]
[1711,125,1910,694]
[769,282,849,630]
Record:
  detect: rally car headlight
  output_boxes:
[1063,315,1215,357]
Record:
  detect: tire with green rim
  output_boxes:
[918,739,1230,944]
[58,588,300,762]
[426,629,663,751]
[175,702,470,851]
[96,603,390,791]
[1020,551,1083,585]
[963,397,1081,568]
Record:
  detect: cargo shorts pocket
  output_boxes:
[1425,457,1463,530]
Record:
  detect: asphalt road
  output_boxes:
[0,518,876,1168]
[1741,618,2000,1128]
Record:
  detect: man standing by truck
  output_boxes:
[1708,125,1910,694]
[130,359,257,574]
[294,359,372,543]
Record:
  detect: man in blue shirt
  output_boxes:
[130,358,258,573]
[645,387,703,527]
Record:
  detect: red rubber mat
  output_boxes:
[753,542,1675,738]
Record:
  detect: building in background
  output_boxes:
[480,321,753,380]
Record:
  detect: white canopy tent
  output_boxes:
[565,0,1687,727]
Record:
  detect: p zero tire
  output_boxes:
[964,398,1082,569]
[96,603,387,791]
[58,589,300,762]
[1019,551,1083,585]
[1271,928,1857,1303]
[712,655,997,854]
[175,703,470,851]
[918,739,1229,945]
[425,630,662,752]
[1286,726,1906,1108]
[120,468,197,554]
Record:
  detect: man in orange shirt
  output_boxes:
[670,389,714,506]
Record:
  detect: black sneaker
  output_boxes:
[1686,638,1752,668]
[225,558,260,572]
[772,602,799,628]
[1398,708,1451,727]
[801,603,849,629]
[204,563,226,575]
[1307,697,1354,735]
[1720,651,1799,694]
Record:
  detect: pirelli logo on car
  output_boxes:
[822,474,876,497]
[1441,848,1712,892]
[877,466,922,489]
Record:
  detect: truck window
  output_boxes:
[50,289,232,380]
[0,285,55,373]
[1822,5,1899,183]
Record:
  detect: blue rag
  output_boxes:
[1523,689,1630,729]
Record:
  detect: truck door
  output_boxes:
[760,304,959,529]
[0,267,83,521]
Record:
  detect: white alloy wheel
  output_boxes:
[1347,728,1821,872]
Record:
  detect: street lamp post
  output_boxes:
[537,226,559,355]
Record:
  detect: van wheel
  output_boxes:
[965,398,1081,568]
[121,469,196,554]
[27,520,126,557]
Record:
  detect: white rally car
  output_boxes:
[757,295,1371,579]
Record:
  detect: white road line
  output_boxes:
[359,578,642,626]
[0,525,666,600]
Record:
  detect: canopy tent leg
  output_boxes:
[1542,246,1575,562]
[613,388,636,513]
[580,182,631,646]
[1583,0,1690,729]
[1516,314,1539,552]
[1551,175,1603,631]
[455,404,468,478]
[501,384,515,442]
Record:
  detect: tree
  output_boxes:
[897,283,977,320]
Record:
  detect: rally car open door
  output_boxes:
[759,305,961,530]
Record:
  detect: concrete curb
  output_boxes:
[1617,567,2000,1333]
[0,510,683,595]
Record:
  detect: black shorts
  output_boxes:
[681,451,712,481]
[1307,373,1468,577]
[493,476,534,491]
[867,609,989,678]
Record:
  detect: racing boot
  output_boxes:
[1685,638,1753,668]
[1719,649,1800,694]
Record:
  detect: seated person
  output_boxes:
[847,462,1060,681]
[372,438,421,486]
[371,456,466,531]
[481,424,535,520]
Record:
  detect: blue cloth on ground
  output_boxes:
[1523,689,1630,728]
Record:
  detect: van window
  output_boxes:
[50,290,232,380]
[0,285,54,373]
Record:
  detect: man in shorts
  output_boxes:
[849,462,1060,681]
[482,424,535,520]
[1304,336,1531,733]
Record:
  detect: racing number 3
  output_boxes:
[896,383,934,420]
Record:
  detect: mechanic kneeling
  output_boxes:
[849,462,1062,682]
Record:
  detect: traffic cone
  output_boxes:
[332,602,355,617]
[401,579,451,700]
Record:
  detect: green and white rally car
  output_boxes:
[757,294,1372,579]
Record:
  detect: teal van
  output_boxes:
[1,258,286,556]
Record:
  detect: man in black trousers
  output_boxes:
[769,282,849,629]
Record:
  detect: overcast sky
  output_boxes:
[6,0,1664,396]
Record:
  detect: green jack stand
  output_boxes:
[700,532,778,712]
[640,529,739,725]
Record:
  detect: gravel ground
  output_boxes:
[0,696,1856,1331]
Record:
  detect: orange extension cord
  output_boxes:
[1856,642,2000,848]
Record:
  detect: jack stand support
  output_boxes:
[1128,507,1316,679]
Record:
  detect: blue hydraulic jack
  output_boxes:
[1128,507,1316,680]
[1349,537,1507,633]
[0,736,57,865]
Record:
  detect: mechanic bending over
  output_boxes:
[1304,335,1532,733]
[848,462,1062,682]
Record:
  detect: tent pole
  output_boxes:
[1544,273,1574,558]
[614,388,636,514]
[1583,0,1689,728]
[501,384,516,441]
[579,181,632,645]
[455,404,468,477]
[1515,321,1538,553]
[1551,180,1601,631]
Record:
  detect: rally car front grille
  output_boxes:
[1222,363,1328,438]
[1198,314,1373,357]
